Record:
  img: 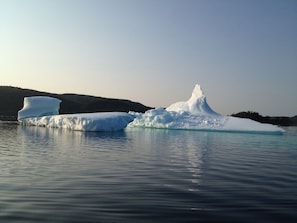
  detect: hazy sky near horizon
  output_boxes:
[1,0,296,116]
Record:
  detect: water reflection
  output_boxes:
[19,124,124,138]
[12,125,132,181]
[125,128,218,190]
[1,123,297,222]
[17,125,130,151]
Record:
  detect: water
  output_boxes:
[1,122,297,223]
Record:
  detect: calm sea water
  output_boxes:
[0,122,297,223]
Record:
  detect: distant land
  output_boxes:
[231,111,297,127]
[0,86,296,126]
[0,86,152,121]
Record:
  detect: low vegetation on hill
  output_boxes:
[231,111,297,126]
[0,86,152,121]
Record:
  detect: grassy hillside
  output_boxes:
[0,86,152,121]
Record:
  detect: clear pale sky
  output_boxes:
[1,0,296,116]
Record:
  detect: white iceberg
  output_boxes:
[166,84,220,116]
[18,96,61,120]
[18,96,134,131]
[129,84,284,134]
[17,85,285,133]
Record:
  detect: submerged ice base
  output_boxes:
[129,84,284,134]
[18,96,134,131]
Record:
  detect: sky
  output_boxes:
[0,0,296,116]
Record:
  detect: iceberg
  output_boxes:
[166,84,220,116]
[18,96,61,120]
[129,84,284,134]
[17,85,285,133]
[18,96,134,131]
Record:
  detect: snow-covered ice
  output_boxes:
[18,96,134,131]
[129,84,284,134]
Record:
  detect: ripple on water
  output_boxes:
[0,124,296,222]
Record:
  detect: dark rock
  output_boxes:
[231,111,297,126]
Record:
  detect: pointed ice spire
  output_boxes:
[166,84,220,116]
[188,84,204,104]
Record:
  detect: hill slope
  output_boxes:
[0,86,152,121]
[231,111,297,126]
